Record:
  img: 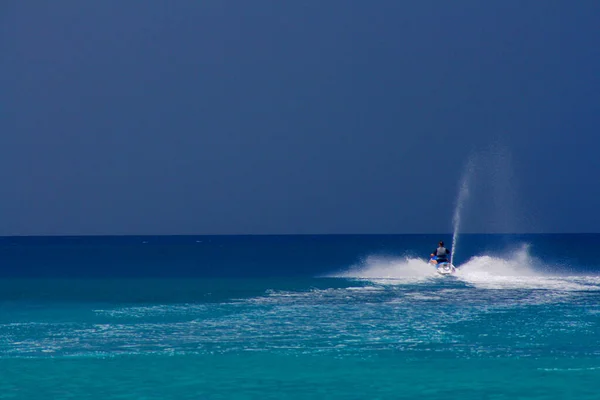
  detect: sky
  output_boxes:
[1,1,599,235]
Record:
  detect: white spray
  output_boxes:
[451,157,475,266]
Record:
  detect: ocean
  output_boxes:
[0,234,599,399]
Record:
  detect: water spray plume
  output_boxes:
[451,157,475,265]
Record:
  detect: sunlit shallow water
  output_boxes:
[1,235,599,398]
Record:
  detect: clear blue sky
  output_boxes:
[1,1,599,235]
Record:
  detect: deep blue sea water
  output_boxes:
[1,234,599,399]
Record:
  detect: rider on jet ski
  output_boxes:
[430,241,451,265]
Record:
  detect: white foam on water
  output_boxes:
[326,243,600,294]
[538,367,600,372]
[94,304,208,318]
[455,245,600,291]
[330,255,436,282]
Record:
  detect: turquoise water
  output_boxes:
[1,235,599,398]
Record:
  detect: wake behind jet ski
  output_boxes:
[429,241,456,275]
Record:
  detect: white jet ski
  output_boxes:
[429,256,457,275]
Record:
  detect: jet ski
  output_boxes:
[429,256,456,275]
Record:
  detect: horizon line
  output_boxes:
[0,232,597,238]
